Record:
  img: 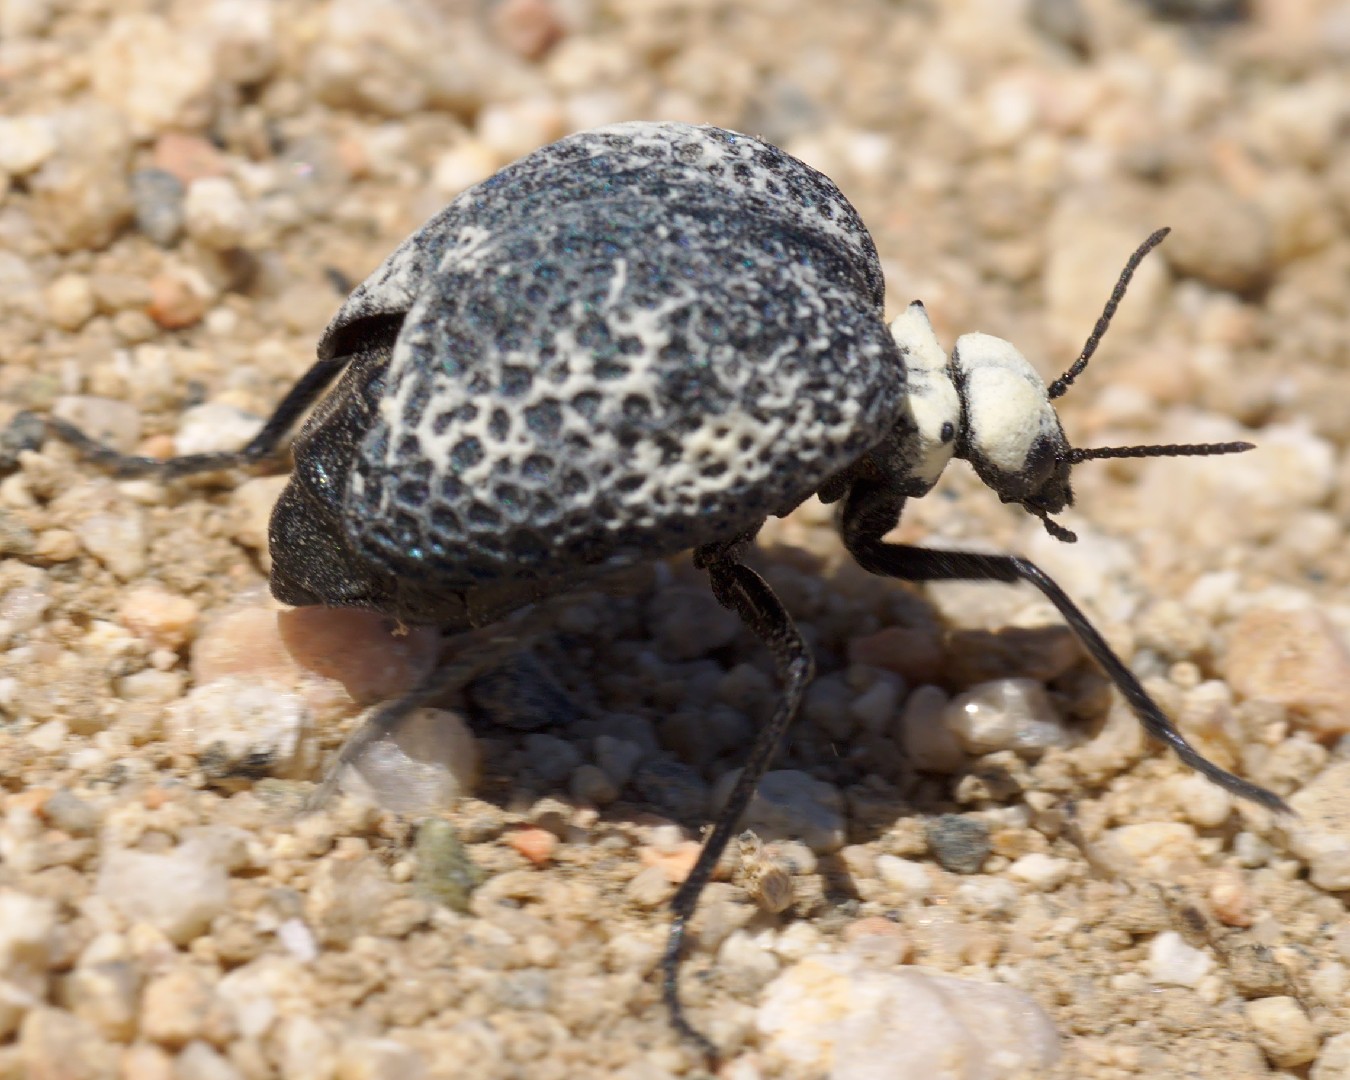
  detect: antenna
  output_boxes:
[1068,440,1255,464]
[1047,227,1171,400]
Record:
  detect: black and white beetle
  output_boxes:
[39,121,1287,1058]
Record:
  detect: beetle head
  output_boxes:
[950,228,1253,543]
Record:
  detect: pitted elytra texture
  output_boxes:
[321,123,902,595]
[37,121,1286,1063]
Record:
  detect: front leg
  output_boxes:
[838,481,1288,814]
[661,530,814,1061]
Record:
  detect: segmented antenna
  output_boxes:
[1043,442,1256,542]
[1068,440,1255,464]
[1047,227,1171,400]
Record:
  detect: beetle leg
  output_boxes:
[663,533,814,1060]
[30,352,354,479]
[838,480,1289,814]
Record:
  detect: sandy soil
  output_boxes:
[0,0,1349,1077]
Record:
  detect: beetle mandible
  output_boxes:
[39,120,1288,1059]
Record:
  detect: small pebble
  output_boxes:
[1209,868,1254,928]
[0,115,58,176]
[0,569,52,641]
[1044,215,1167,354]
[943,678,1069,755]
[151,132,228,184]
[1007,853,1071,890]
[140,965,232,1049]
[129,168,186,245]
[841,916,910,967]
[1162,181,1275,293]
[343,707,479,815]
[29,108,132,251]
[757,954,1060,1078]
[1313,1031,1350,1080]
[467,652,578,731]
[802,672,855,740]
[522,733,583,787]
[954,878,1019,922]
[33,529,79,563]
[926,815,991,875]
[1147,931,1213,988]
[305,855,397,949]
[713,769,846,855]
[942,626,1082,687]
[489,0,565,60]
[632,759,708,821]
[717,930,780,995]
[97,840,229,945]
[1226,941,1295,999]
[1099,822,1200,877]
[275,605,439,704]
[43,273,97,331]
[569,763,619,806]
[876,855,932,901]
[413,819,482,914]
[74,508,148,581]
[275,919,318,963]
[147,267,214,329]
[507,826,557,866]
[176,1041,243,1080]
[18,1008,118,1080]
[894,684,965,774]
[91,14,215,136]
[627,864,677,908]
[42,790,100,836]
[593,735,643,789]
[0,889,56,1000]
[431,140,500,197]
[1172,773,1235,828]
[1284,760,1350,890]
[183,176,253,250]
[1243,995,1319,1068]
[166,678,311,785]
[1225,607,1350,736]
[848,673,904,735]
[525,796,570,836]
[474,98,565,161]
[118,587,199,651]
[335,1037,428,1080]
[123,1043,175,1080]
[173,403,263,457]
[847,625,945,685]
[638,840,700,885]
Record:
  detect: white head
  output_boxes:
[889,228,1254,542]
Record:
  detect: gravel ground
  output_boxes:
[1,0,1349,1077]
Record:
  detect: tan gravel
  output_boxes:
[1,0,1349,1078]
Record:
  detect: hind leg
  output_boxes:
[30,352,352,478]
[662,530,814,1060]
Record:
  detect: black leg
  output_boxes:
[36,352,353,479]
[839,482,1289,814]
[662,531,815,1061]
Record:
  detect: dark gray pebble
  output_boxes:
[926,814,992,875]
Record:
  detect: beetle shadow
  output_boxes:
[408,537,1119,933]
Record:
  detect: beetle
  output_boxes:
[37,120,1287,1058]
